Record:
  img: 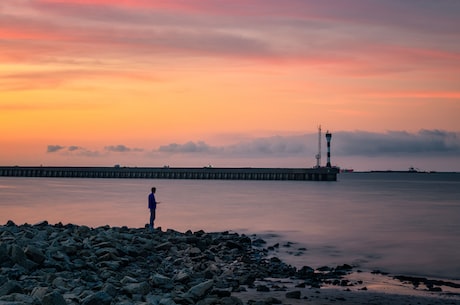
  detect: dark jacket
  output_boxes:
[148,193,157,210]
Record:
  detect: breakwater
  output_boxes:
[0,166,339,181]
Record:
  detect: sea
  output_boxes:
[1,172,459,280]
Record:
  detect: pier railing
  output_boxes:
[0,166,339,181]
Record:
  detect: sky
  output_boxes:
[1,0,460,171]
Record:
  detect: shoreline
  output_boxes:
[1,221,459,305]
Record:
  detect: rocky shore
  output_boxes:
[1,221,459,305]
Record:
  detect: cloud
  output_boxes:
[47,145,65,153]
[225,135,309,156]
[3,0,458,75]
[68,146,81,151]
[105,144,144,153]
[46,145,101,157]
[155,130,460,159]
[158,141,215,153]
[334,130,460,156]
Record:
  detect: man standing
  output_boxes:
[148,187,159,231]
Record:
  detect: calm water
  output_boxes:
[1,173,459,279]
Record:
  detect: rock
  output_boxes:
[123,281,150,295]
[81,291,112,305]
[120,276,138,284]
[0,293,39,304]
[10,245,26,266]
[5,220,16,227]
[0,280,23,296]
[297,265,315,278]
[264,297,282,304]
[187,280,214,300]
[52,277,67,289]
[219,296,244,305]
[256,285,270,292]
[210,289,231,297]
[156,242,173,251]
[101,283,118,297]
[0,244,10,267]
[42,291,68,305]
[189,247,202,256]
[24,245,46,264]
[174,269,191,283]
[285,290,301,299]
[159,297,178,305]
[150,273,172,287]
[31,287,49,300]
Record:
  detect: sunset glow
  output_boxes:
[1,0,460,170]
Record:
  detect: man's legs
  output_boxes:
[149,209,156,230]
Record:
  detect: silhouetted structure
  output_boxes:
[0,166,339,181]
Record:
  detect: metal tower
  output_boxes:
[315,125,321,168]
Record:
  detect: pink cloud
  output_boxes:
[2,0,459,86]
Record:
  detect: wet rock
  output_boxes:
[297,265,314,279]
[285,290,301,299]
[256,285,270,292]
[263,297,282,304]
[219,296,244,305]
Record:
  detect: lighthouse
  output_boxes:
[325,131,332,168]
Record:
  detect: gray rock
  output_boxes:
[24,245,45,264]
[31,287,50,300]
[0,244,10,265]
[42,291,68,305]
[159,297,178,305]
[52,277,67,289]
[101,283,117,297]
[81,291,112,305]
[10,245,26,266]
[123,281,150,295]
[220,296,244,305]
[0,293,39,305]
[120,276,138,284]
[155,242,173,251]
[174,269,191,283]
[256,285,270,292]
[186,280,214,300]
[0,281,23,296]
[150,273,172,287]
[285,290,301,299]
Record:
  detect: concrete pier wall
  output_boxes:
[0,166,339,181]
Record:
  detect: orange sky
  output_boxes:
[1,0,460,170]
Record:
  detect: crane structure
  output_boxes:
[315,125,322,168]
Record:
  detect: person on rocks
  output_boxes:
[148,187,160,231]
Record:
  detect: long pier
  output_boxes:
[0,166,339,181]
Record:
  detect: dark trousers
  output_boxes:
[149,208,156,229]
